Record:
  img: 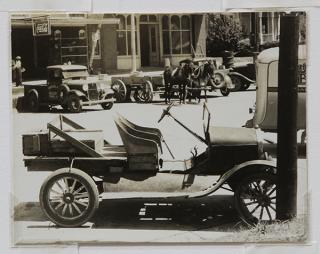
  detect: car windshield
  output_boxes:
[62,70,89,80]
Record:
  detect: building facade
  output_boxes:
[11,13,206,79]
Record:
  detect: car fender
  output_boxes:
[68,89,86,99]
[223,74,234,89]
[188,160,276,198]
[229,72,255,84]
[27,89,39,99]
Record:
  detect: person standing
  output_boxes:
[14,56,24,86]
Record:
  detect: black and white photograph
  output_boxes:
[10,11,308,245]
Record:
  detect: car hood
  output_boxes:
[64,77,109,86]
[209,126,258,146]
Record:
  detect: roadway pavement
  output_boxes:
[11,86,307,244]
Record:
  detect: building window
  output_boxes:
[140,15,157,23]
[162,15,191,55]
[91,31,101,59]
[116,15,138,56]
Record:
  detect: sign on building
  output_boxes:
[32,17,51,36]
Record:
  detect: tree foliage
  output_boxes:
[207,14,244,56]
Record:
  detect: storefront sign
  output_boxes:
[32,17,51,36]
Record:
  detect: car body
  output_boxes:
[24,65,115,113]
[245,45,306,131]
[23,104,279,227]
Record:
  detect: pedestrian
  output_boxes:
[11,59,16,85]
[14,56,24,87]
[163,66,172,104]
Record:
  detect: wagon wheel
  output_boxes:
[39,168,99,227]
[134,80,154,102]
[112,79,128,102]
[230,75,242,92]
[234,170,277,225]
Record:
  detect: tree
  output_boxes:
[207,14,243,56]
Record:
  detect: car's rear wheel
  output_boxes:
[39,168,99,227]
[67,94,82,113]
[220,87,230,96]
[27,92,40,112]
[230,75,242,92]
[101,102,113,110]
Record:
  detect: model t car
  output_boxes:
[23,103,277,227]
[23,65,115,113]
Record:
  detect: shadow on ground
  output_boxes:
[14,195,244,232]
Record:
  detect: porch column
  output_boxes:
[271,12,275,41]
[131,14,137,72]
[259,12,263,45]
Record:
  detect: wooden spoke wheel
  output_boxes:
[234,170,277,225]
[112,79,128,102]
[134,80,154,102]
[39,168,99,227]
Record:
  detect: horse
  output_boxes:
[187,60,216,103]
[163,59,217,104]
[163,62,193,104]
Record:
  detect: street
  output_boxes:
[12,87,307,244]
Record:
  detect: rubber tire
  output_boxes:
[240,83,251,91]
[67,94,83,113]
[27,92,40,112]
[234,171,277,226]
[39,168,99,227]
[58,84,70,104]
[220,87,230,96]
[101,102,114,110]
[230,75,242,92]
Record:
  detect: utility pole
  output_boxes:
[276,13,300,220]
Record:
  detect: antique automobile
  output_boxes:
[23,65,115,113]
[229,62,256,91]
[244,45,306,132]
[222,50,256,91]
[23,103,278,227]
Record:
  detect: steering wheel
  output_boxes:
[158,102,174,123]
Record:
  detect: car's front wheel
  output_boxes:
[234,170,277,225]
[67,94,82,113]
[27,92,40,112]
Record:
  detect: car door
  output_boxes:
[47,69,62,102]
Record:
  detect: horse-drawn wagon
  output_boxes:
[111,58,234,103]
[23,103,278,227]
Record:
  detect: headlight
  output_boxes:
[83,84,88,91]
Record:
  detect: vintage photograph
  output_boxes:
[11,12,307,244]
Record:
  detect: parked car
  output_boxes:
[229,62,256,91]
[23,103,278,227]
[244,45,306,132]
[23,65,115,113]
